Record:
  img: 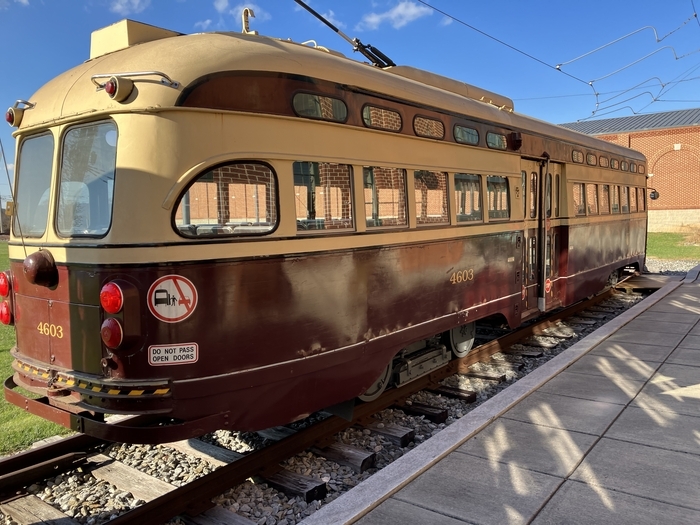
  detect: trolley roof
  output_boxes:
[15,19,644,162]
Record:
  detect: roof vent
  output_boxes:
[90,19,182,59]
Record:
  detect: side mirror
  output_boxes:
[649,190,659,200]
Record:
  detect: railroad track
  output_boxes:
[0,280,655,525]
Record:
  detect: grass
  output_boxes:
[0,242,71,456]
[647,232,700,260]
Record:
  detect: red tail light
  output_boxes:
[104,80,117,96]
[100,282,123,314]
[0,271,10,297]
[0,301,13,325]
[101,318,123,349]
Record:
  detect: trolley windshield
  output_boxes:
[13,133,54,238]
[57,121,117,237]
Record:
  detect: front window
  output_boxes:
[57,122,117,237]
[13,133,54,237]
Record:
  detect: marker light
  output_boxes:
[0,301,12,325]
[5,107,23,127]
[100,282,123,314]
[103,77,134,103]
[100,318,123,349]
[0,272,10,297]
[104,80,117,96]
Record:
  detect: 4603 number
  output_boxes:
[449,269,475,284]
[37,323,64,338]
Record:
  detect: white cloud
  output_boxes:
[230,3,270,21]
[194,19,213,31]
[356,1,432,31]
[5,164,13,177]
[322,10,345,29]
[440,16,452,26]
[1,0,29,8]
[110,0,151,16]
[213,0,228,14]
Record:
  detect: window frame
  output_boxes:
[291,91,348,123]
[454,173,483,223]
[361,104,402,132]
[13,131,55,238]
[56,120,118,239]
[413,115,445,139]
[293,161,355,234]
[486,132,507,150]
[173,160,280,238]
[454,124,479,145]
[486,175,510,220]
[414,170,449,226]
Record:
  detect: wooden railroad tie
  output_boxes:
[393,402,448,424]
[311,442,376,473]
[426,385,477,403]
[463,371,506,383]
[182,506,257,524]
[503,348,544,358]
[263,469,327,503]
[1,495,80,525]
[360,421,415,448]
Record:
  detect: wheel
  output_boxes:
[449,322,476,358]
[358,361,392,402]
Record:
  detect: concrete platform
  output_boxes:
[301,269,700,525]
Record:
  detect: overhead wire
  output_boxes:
[415,0,700,119]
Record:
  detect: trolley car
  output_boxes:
[3,16,647,443]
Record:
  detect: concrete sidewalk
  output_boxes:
[302,271,700,525]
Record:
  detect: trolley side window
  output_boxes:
[175,162,278,237]
[620,186,629,213]
[454,173,482,223]
[454,125,479,145]
[13,133,54,238]
[638,188,646,211]
[293,162,354,232]
[486,176,509,220]
[363,166,407,227]
[486,132,507,150]
[600,185,611,214]
[529,172,537,218]
[292,93,347,123]
[521,171,526,218]
[573,183,586,216]
[362,106,402,132]
[57,121,117,237]
[611,185,620,213]
[413,116,444,139]
[629,187,637,213]
[414,171,448,225]
[586,184,598,215]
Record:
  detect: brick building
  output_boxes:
[561,108,700,232]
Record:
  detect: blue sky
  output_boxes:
[2,0,700,198]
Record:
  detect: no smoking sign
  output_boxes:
[147,275,198,323]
